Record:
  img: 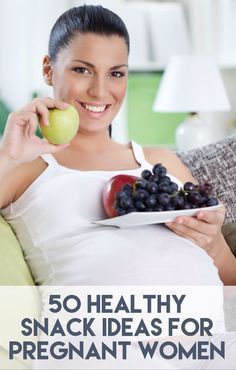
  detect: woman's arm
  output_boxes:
[0,98,69,209]
[0,151,18,182]
[0,151,20,209]
[213,233,236,285]
[143,146,197,184]
[166,208,236,285]
[144,146,236,285]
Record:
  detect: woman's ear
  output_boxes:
[43,55,53,85]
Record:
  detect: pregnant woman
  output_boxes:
[0,4,235,287]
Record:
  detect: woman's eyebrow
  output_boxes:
[72,59,94,67]
[110,64,128,70]
[72,59,128,70]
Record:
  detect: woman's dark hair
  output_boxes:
[48,5,130,63]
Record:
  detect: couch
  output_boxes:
[0,217,36,369]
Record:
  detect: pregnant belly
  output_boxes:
[36,225,222,286]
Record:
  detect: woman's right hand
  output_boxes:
[0,97,70,166]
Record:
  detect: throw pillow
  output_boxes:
[177,135,236,223]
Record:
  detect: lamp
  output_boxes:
[153,55,231,150]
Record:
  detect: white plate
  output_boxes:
[93,204,222,228]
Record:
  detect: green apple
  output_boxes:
[39,104,79,144]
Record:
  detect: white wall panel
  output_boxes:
[0,0,70,110]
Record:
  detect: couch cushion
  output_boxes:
[0,215,34,285]
[0,346,30,369]
[0,216,39,368]
[177,134,236,223]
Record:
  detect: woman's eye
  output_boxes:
[72,67,89,74]
[110,71,125,78]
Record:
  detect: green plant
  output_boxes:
[0,97,11,136]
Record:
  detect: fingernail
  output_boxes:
[61,101,69,107]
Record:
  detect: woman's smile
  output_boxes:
[76,100,111,119]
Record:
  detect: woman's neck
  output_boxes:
[69,131,119,153]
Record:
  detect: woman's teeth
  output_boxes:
[82,103,107,112]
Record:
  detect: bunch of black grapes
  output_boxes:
[115,163,218,216]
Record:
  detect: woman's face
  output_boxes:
[44,33,129,135]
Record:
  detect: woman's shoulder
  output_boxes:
[143,146,196,184]
[143,146,177,164]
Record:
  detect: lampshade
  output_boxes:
[153,55,230,112]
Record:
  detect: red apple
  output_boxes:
[102,174,139,218]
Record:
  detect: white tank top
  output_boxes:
[1,141,222,286]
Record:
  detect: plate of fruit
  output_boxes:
[94,163,222,228]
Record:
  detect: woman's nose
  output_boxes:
[88,76,108,100]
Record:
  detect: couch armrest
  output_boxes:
[0,215,34,285]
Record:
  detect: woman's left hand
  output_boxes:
[165,205,226,258]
